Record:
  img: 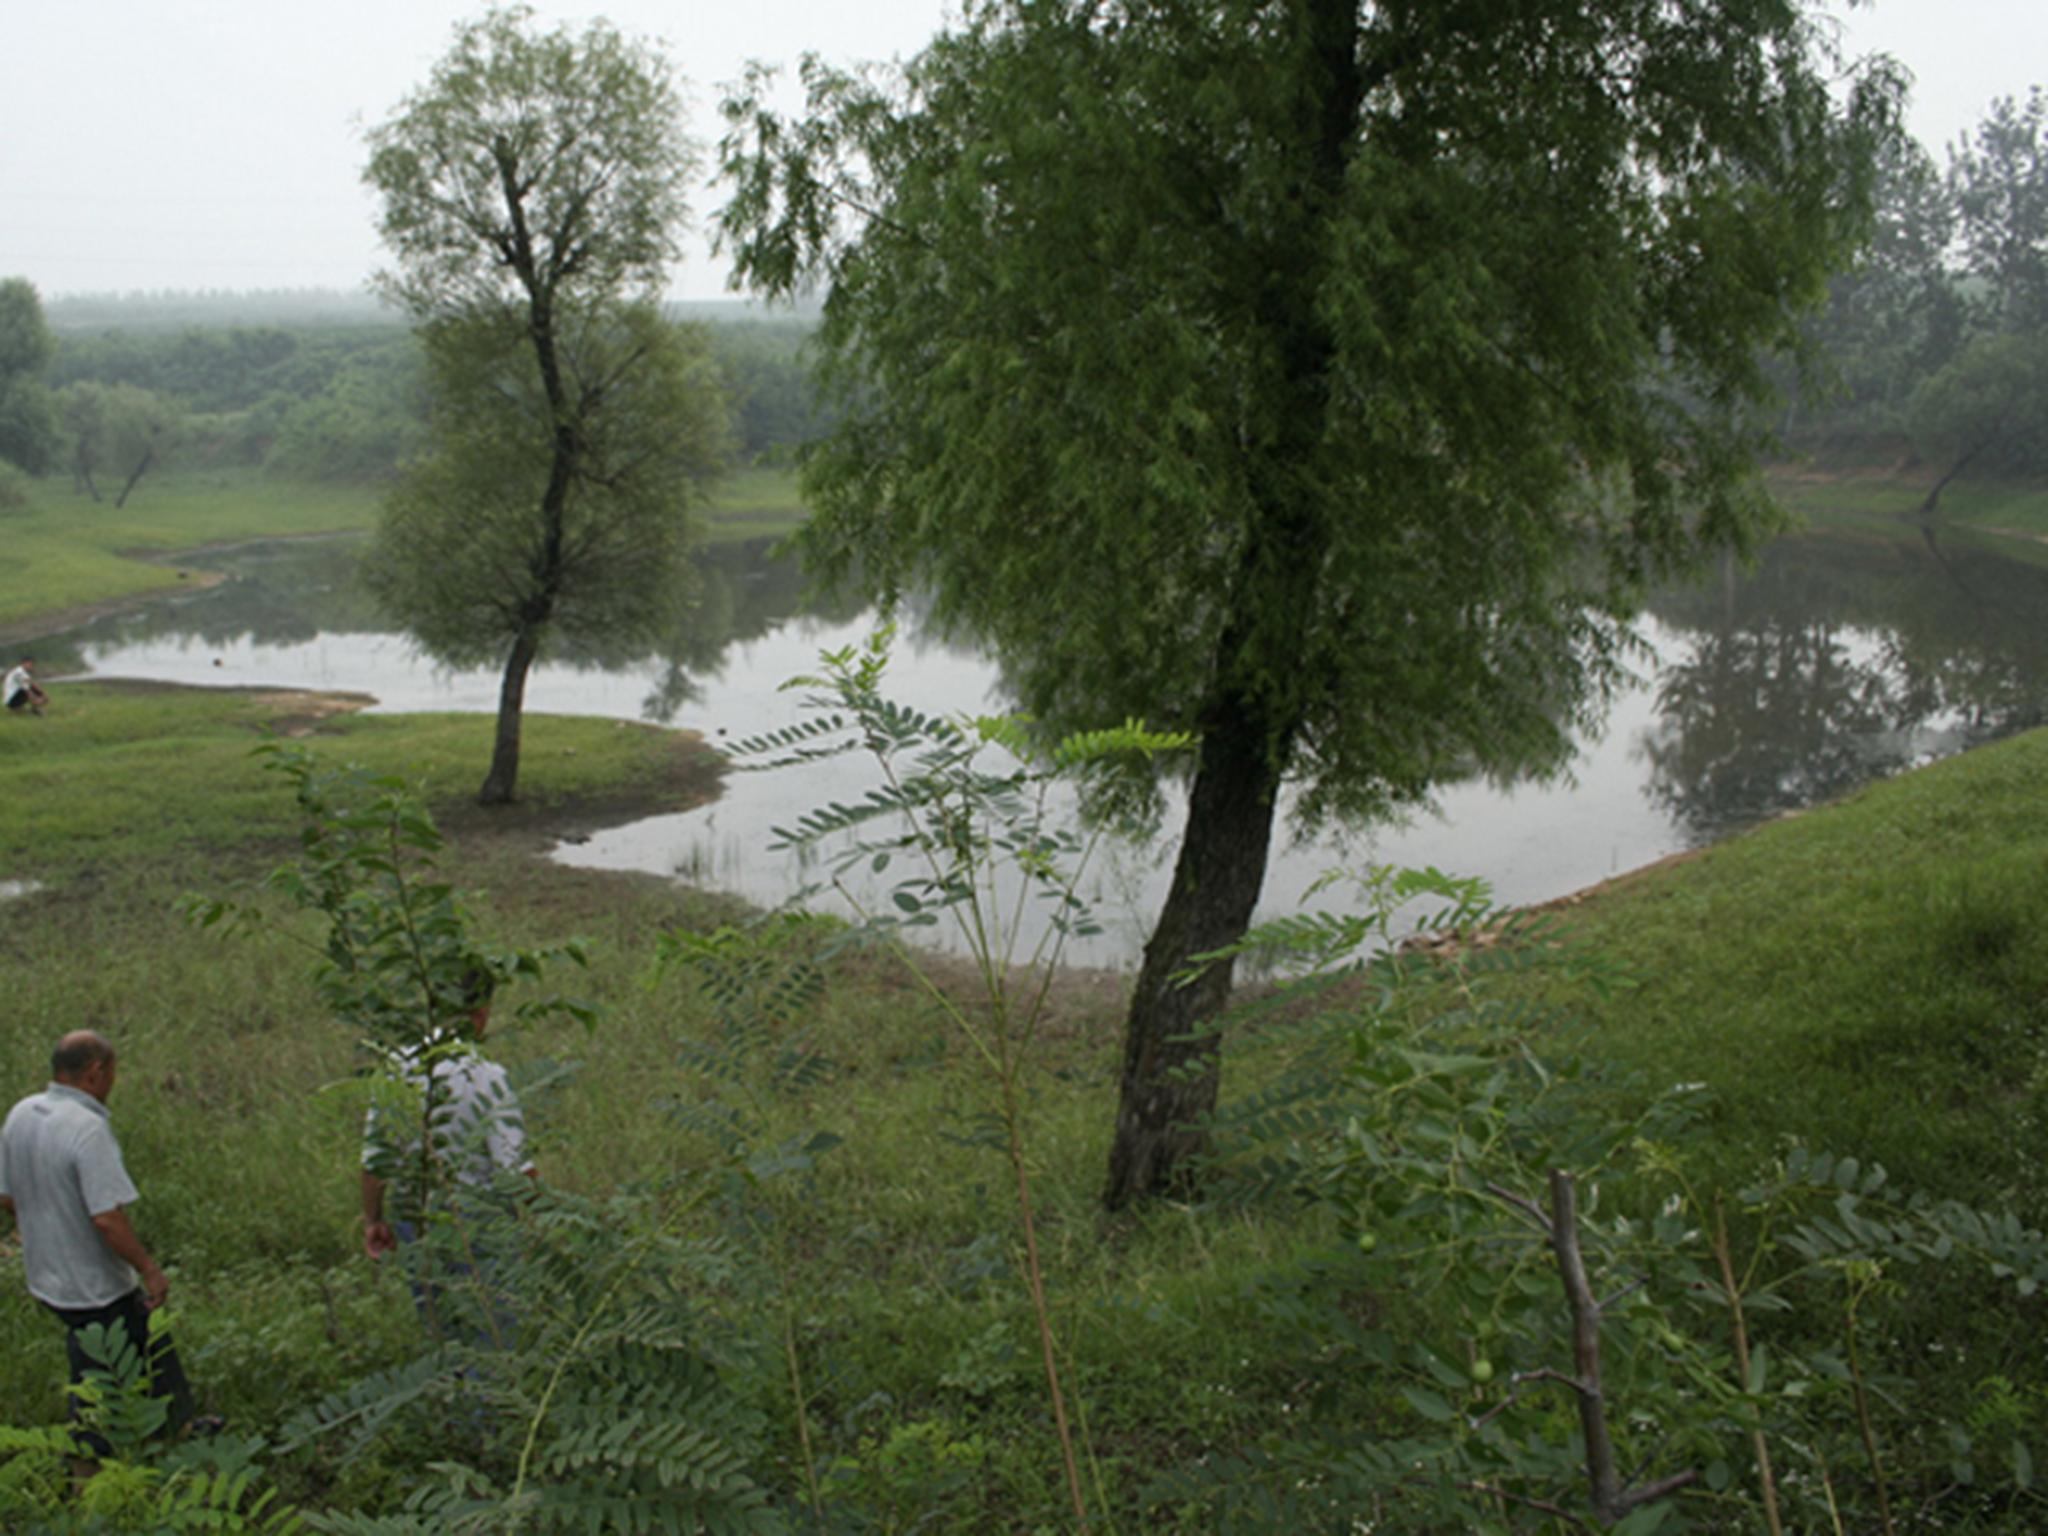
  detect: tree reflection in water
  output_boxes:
[25,518,2048,923]
[1638,526,2048,844]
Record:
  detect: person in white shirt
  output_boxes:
[0,1031,203,1448]
[5,657,48,715]
[359,973,535,1341]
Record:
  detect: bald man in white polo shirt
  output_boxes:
[0,1030,200,1447]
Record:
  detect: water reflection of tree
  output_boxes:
[1639,529,2048,843]
[32,537,380,676]
[635,540,866,721]
[37,534,869,723]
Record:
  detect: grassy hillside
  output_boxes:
[1769,466,2048,540]
[0,472,382,630]
[1,677,2045,1528]
[0,466,807,635]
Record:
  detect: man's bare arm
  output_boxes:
[90,1206,168,1308]
[361,1171,396,1259]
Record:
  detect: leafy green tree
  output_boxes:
[719,0,1903,1204]
[1899,91,2048,504]
[362,306,727,739]
[57,380,182,507]
[58,380,109,499]
[1796,136,1967,444]
[100,382,180,507]
[362,6,723,805]
[1952,88,2048,334]
[1909,328,2048,505]
[0,277,59,475]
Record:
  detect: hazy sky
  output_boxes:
[2,0,2040,302]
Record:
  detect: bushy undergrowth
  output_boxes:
[1,690,2045,1529]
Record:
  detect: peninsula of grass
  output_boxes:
[1767,465,2048,539]
[0,680,723,879]
[0,470,383,631]
[0,464,805,637]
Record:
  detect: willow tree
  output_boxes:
[364,7,724,805]
[720,0,1900,1207]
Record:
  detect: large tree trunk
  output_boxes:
[479,622,542,805]
[1103,700,1285,1209]
[1101,0,1362,1208]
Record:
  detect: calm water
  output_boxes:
[25,520,2048,964]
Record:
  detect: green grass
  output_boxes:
[0,470,383,628]
[3,678,2048,1525]
[1550,725,2048,1207]
[701,463,809,543]
[0,681,721,876]
[0,464,805,635]
[1768,467,2048,538]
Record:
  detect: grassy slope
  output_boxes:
[1551,725,2048,1206]
[1767,467,2048,539]
[1,680,2044,1520]
[2,471,2045,1523]
[0,465,807,632]
[0,472,383,628]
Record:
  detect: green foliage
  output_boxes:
[1152,880,2048,1531]
[0,1330,306,1535]
[0,276,59,474]
[69,1322,173,1459]
[265,342,424,484]
[1952,88,2048,336]
[363,5,726,803]
[1794,86,2048,487]
[359,305,729,672]
[737,628,1189,966]
[57,380,182,507]
[184,744,594,1060]
[721,0,1901,825]
[279,1182,782,1534]
[705,321,831,464]
[820,1417,989,1532]
[1911,328,2048,482]
[1796,134,1967,441]
[364,7,692,321]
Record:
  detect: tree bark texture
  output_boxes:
[1102,0,1361,1207]
[479,623,542,805]
[474,153,576,808]
[1103,704,1284,1209]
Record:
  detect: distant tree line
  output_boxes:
[0,284,827,499]
[1791,88,2048,502]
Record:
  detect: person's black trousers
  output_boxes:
[44,1289,195,1454]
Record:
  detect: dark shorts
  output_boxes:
[5,689,27,711]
